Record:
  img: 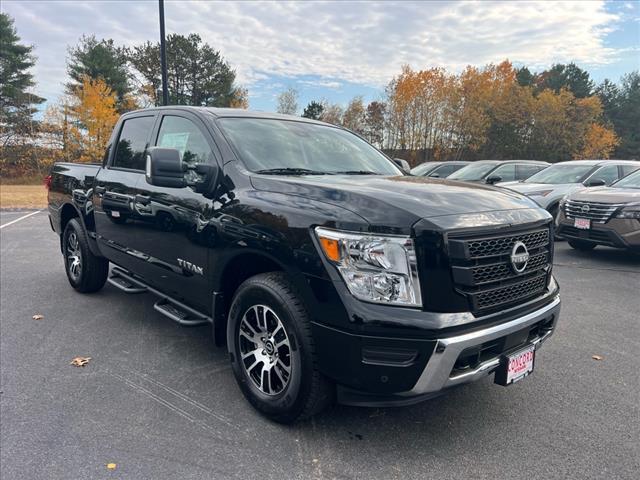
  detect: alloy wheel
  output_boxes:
[66,232,82,281]
[238,304,292,395]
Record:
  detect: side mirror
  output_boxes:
[429,172,441,178]
[145,148,185,188]
[587,178,606,187]
[392,158,411,173]
[486,175,502,185]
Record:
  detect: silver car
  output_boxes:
[499,160,640,218]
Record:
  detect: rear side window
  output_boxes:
[517,164,544,180]
[620,165,639,178]
[112,116,155,170]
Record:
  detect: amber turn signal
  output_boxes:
[319,236,341,262]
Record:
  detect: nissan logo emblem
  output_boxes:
[581,204,590,214]
[510,241,530,274]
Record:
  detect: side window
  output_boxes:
[516,164,541,180]
[112,116,155,170]
[491,164,516,182]
[156,116,214,170]
[431,164,456,177]
[590,165,619,185]
[620,165,639,178]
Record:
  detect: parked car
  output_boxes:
[556,169,640,252]
[47,107,560,423]
[447,160,549,185]
[410,161,470,178]
[500,160,640,219]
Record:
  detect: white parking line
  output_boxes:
[0,210,43,229]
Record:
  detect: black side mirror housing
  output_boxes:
[146,148,185,188]
[486,175,502,185]
[145,147,219,193]
[587,178,606,187]
[429,172,441,178]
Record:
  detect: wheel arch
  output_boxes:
[212,250,317,346]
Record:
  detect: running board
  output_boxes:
[108,266,212,327]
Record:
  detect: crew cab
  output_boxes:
[48,107,561,423]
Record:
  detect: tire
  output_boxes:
[227,272,333,423]
[568,239,596,251]
[62,218,109,293]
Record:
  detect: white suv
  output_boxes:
[499,160,640,218]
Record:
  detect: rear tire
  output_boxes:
[227,272,333,423]
[62,218,109,293]
[568,239,596,251]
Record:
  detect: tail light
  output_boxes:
[44,175,52,190]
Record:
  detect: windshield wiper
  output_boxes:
[255,168,331,175]
[333,170,380,175]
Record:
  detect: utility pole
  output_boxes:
[159,0,169,106]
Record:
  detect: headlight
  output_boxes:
[559,195,569,209]
[527,190,553,197]
[615,203,640,219]
[315,227,422,307]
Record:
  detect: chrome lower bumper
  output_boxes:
[401,295,561,396]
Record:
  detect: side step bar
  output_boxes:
[108,266,212,327]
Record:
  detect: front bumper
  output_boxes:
[314,294,560,407]
[557,216,640,250]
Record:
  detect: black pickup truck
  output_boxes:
[48,107,560,423]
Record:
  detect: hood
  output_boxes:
[569,186,640,204]
[251,174,540,229]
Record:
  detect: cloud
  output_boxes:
[2,0,628,105]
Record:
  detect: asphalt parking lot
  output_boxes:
[1,210,639,480]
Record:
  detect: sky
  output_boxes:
[3,0,639,113]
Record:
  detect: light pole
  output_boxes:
[159,0,169,106]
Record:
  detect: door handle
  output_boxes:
[135,194,151,206]
[94,186,106,194]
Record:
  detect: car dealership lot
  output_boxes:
[1,211,638,480]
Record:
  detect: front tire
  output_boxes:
[227,272,333,423]
[568,239,596,251]
[62,218,109,293]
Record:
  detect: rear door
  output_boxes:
[94,113,157,272]
[129,111,222,310]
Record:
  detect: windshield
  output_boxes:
[524,164,595,184]
[217,118,401,175]
[612,169,640,189]
[448,162,497,181]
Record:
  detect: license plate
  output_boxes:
[574,217,590,229]
[495,345,535,386]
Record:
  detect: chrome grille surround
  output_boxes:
[564,199,624,224]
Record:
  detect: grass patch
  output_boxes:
[0,185,47,209]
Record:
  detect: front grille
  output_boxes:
[448,226,552,314]
[564,200,623,224]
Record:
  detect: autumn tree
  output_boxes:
[276,87,298,115]
[68,76,119,162]
[342,96,366,135]
[229,87,249,109]
[365,101,386,147]
[319,101,343,125]
[302,101,324,120]
[578,124,618,159]
[66,35,132,112]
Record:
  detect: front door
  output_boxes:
[129,112,222,311]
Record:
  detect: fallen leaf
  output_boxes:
[70,356,91,367]
[32,314,44,320]
[106,463,117,470]
[592,355,604,361]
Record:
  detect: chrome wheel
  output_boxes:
[66,232,82,281]
[238,305,292,396]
